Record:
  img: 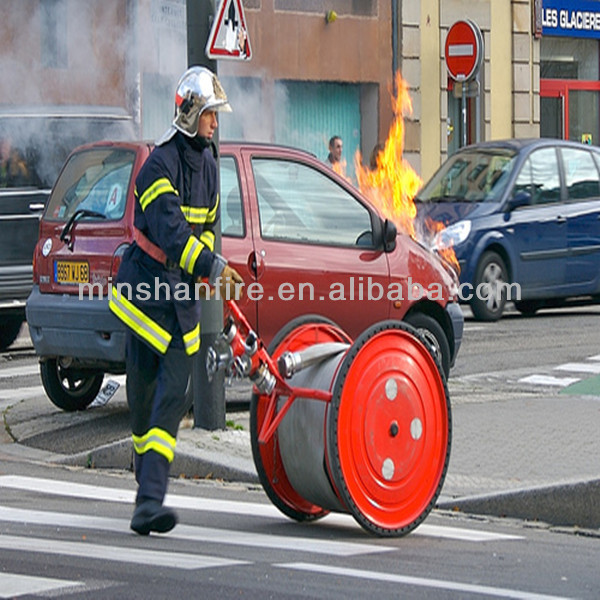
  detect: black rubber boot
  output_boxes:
[130,500,178,535]
[131,450,177,535]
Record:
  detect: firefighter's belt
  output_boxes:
[133,228,169,266]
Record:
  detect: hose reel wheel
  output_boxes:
[328,320,451,536]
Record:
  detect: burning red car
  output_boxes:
[26,140,463,410]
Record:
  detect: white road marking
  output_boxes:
[276,562,573,600]
[0,505,392,557]
[0,534,246,570]
[554,362,600,374]
[0,475,522,543]
[0,572,82,599]
[518,375,580,387]
[0,364,40,379]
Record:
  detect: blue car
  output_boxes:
[415,138,600,320]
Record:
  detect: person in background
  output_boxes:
[109,66,243,536]
[0,136,30,187]
[325,135,343,168]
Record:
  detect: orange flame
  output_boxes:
[352,72,459,274]
[331,159,348,179]
[355,73,421,239]
[425,218,461,274]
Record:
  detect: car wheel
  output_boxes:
[0,315,24,351]
[40,358,104,411]
[470,251,508,321]
[514,300,541,316]
[403,313,450,379]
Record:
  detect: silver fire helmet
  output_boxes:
[156,66,232,145]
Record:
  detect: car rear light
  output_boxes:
[32,241,40,284]
[110,243,130,280]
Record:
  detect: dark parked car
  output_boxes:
[0,106,136,350]
[26,140,463,410]
[416,138,600,320]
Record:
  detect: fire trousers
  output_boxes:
[125,331,192,505]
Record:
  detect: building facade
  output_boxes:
[3,1,597,182]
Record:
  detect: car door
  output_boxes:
[504,146,568,293]
[239,150,391,343]
[0,187,47,303]
[220,153,260,331]
[558,146,600,291]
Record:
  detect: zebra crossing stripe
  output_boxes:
[0,476,523,542]
[275,563,572,600]
[0,572,82,598]
[0,534,247,571]
[0,505,393,557]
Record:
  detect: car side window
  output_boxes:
[220,156,244,237]
[513,148,561,205]
[560,147,600,201]
[252,158,373,247]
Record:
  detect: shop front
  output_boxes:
[540,0,600,144]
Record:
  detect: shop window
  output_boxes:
[541,38,599,80]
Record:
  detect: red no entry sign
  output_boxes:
[445,20,482,81]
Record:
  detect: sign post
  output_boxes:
[445,19,483,147]
[187,0,226,431]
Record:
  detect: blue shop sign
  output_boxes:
[542,0,600,38]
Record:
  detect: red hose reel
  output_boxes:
[207,300,451,537]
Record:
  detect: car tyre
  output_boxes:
[0,315,24,351]
[403,313,450,379]
[470,251,508,321]
[40,358,104,411]
[514,300,541,316]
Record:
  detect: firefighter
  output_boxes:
[109,66,243,535]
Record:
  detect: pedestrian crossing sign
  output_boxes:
[205,0,252,61]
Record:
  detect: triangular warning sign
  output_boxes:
[206,0,252,61]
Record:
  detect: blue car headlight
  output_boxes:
[433,220,471,250]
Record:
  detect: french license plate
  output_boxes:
[55,260,89,284]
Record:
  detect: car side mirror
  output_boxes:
[383,218,397,253]
[507,190,531,211]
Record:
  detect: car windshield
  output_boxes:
[45,148,135,221]
[416,148,517,203]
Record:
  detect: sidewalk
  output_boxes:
[70,376,600,531]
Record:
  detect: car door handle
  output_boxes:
[556,215,567,224]
[29,202,45,212]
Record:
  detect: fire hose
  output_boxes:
[207,300,451,537]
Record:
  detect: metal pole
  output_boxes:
[462,82,467,147]
[187,0,226,430]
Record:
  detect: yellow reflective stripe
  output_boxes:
[132,428,176,463]
[199,230,215,252]
[109,288,171,354]
[180,196,218,224]
[183,323,200,355]
[207,194,219,223]
[181,205,209,224]
[179,235,203,274]
[139,177,178,211]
